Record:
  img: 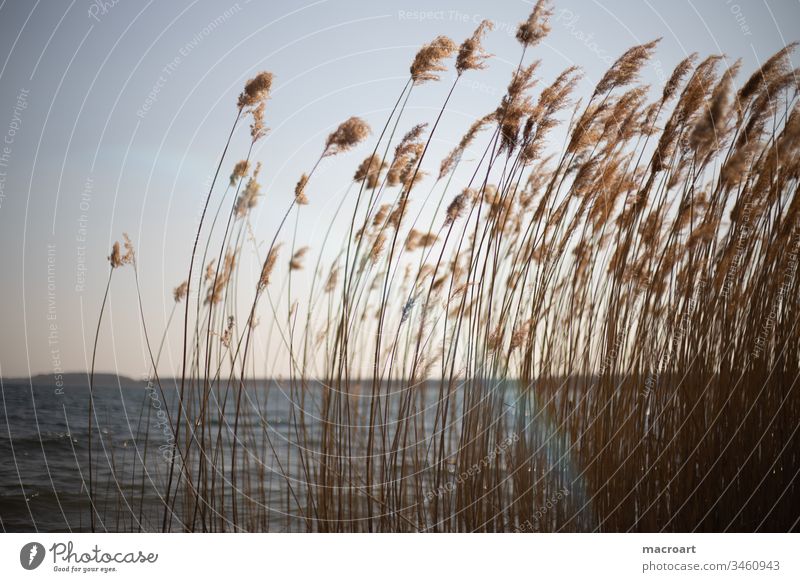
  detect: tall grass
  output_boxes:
[89,0,800,532]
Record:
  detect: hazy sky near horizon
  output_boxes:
[0,0,798,380]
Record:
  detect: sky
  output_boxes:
[0,0,798,380]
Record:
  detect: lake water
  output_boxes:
[1,374,591,532]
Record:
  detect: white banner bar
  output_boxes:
[1,533,797,581]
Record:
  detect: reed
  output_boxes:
[88,1,800,532]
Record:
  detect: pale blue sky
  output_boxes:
[0,0,797,379]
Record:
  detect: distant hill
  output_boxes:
[1,372,146,389]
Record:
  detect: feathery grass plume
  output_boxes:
[439,114,492,179]
[410,35,457,84]
[398,161,427,192]
[720,139,759,190]
[122,234,135,264]
[324,116,371,156]
[595,39,661,96]
[662,53,697,104]
[237,71,273,109]
[369,232,387,263]
[229,160,250,187]
[387,197,408,228]
[444,188,475,226]
[405,229,421,251]
[567,100,608,153]
[173,281,188,303]
[516,0,553,47]
[601,86,650,143]
[354,154,385,189]
[108,241,123,268]
[289,246,309,270]
[416,231,438,247]
[486,323,503,352]
[294,173,309,205]
[206,251,236,304]
[738,42,798,105]
[456,20,494,74]
[108,235,134,268]
[405,230,437,251]
[372,203,392,227]
[690,60,741,154]
[324,265,338,293]
[204,258,216,282]
[220,316,234,348]
[521,66,581,162]
[250,101,267,143]
[235,162,263,217]
[387,124,427,186]
[497,62,540,153]
[258,244,281,290]
[509,319,532,351]
[653,55,722,170]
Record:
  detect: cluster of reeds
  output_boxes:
[87,0,800,532]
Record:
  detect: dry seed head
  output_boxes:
[237,71,273,109]
[108,235,134,268]
[324,116,371,156]
[444,188,473,227]
[738,42,798,105]
[122,233,135,264]
[173,280,188,303]
[259,244,282,290]
[414,231,438,250]
[486,324,503,352]
[390,124,427,184]
[289,246,309,271]
[456,20,494,74]
[235,162,262,217]
[410,35,457,84]
[204,259,216,282]
[354,154,385,189]
[249,101,267,143]
[405,229,421,251]
[389,125,427,186]
[220,316,234,348]
[370,233,386,263]
[229,160,250,187]
[439,114,492,179]
[206,251,237,305]
[372,203,392,227]
[662,53,697,104]
[295,173,309,205]
[108,241,123,268]
[595,39,660,96]
[509,320,532,351]
[324,265,338,293]
[690,60,741,153]
[497,62,540,153]
[516,0,553,47]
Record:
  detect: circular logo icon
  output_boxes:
[20,542,46,570]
